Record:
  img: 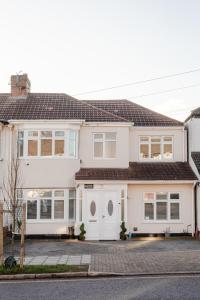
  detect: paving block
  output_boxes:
[81,255,91,264]
[43,256,60,265]
[57,255,69,264]
[30,256,48,265]
[67,256,81,265]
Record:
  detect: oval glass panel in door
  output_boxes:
[108,200,113,216]
[90,201,96,217]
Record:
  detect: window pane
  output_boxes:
[144,193,154,201]
[163,144,172,159]
[69,190,76,199]
[54,200,64,219]
[27,200,37,219]
[170,203,180,220]
[140,144,149,159]
[105,132,116,140]
[69,139,76,157]
[41,139,52,156]
[55,140,64,155]
[151,144,161,159]
[54,190,64,197]
[140,137,149,142]
[28,140,38,156]
[18,131,24,139]
[164,137,172,142]
[55,131,64,137]
[18,131,24,157]
[18,139,24,157]
[40,199,52,219]
[40,190,52,197]
[69,199,75,219]
[156,202,167,220]
[41,131,52,137]
[105,141,116,158]
[94,133,103,140]
[145,203,154,220]
[94,142,103,158]
[151,137,161,143]
[156,192,168,200]
[170,193,179,200]
[28,131,38,137]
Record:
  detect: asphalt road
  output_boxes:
[1,275,200,300]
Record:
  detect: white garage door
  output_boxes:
[85,190,120,240]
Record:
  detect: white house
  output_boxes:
[0,74,197,240]
[185,108,200,235]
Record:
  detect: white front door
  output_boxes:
[85,190,120,240]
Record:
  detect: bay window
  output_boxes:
[41,131,52,156]
[144,192,180,221]
[140,136,173,160]
[17,129,77,158]
[94,132,116,159]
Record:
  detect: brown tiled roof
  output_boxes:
[191,152,200,174]
[75,162,197,181]
[185,107,200,122]
[83,99,183,127]
[0,93,127,122]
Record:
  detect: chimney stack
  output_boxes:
[11,73,31,97]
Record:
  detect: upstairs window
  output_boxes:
[140,136,173,160]
[17,129,77,158]
[93,132,116,159]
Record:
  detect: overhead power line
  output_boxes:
[73,67,200,96]
[128,82,200,99]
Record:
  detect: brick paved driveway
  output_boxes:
[5,238,200,274]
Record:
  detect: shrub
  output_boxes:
[79,223,86,241]
[120,221,127,240]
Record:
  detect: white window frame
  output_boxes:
[26,189,66,223]
[139,136,173,161]
[143,192,181,223]
[93,132,117,160]
[18,129,78,159]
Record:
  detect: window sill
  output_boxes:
[19,156,79,160]
[142,220,182,224]
[27,220,67,224]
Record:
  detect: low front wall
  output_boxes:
[26,222,75,235]
[127,183,194,235]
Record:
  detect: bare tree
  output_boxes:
[3,157,23,255]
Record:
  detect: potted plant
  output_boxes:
[120,221,127,240]
[79,223,86,241]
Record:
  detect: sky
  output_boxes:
[0,0,200,121]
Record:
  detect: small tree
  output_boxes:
[3,157,23,255]
[120,221,127,240]
[79,223,86,241]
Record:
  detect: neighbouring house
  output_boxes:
[0,74,197,240]
[185,108,200,235]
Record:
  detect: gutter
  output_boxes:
[0,120,9,125]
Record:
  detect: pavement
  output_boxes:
[4,238,200,275]
[15,254,91,266]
